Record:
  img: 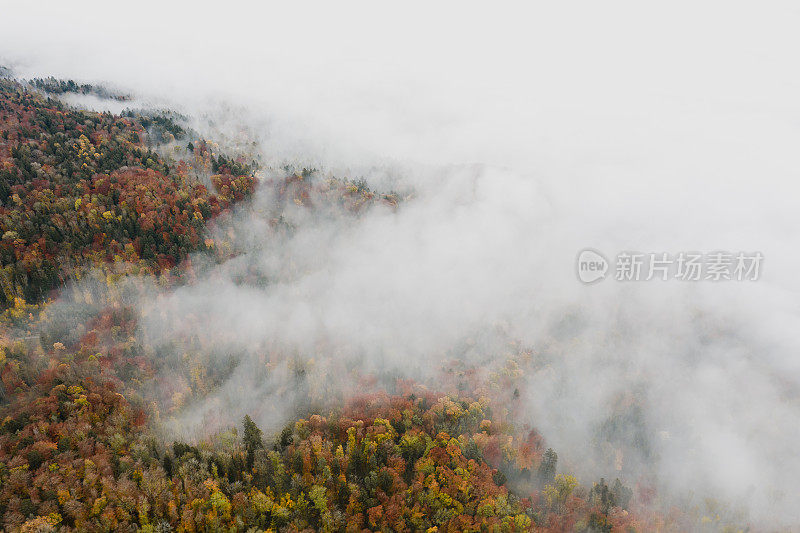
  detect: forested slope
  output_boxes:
[0,77,733,532]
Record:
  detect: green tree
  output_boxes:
[537,447,557,485]
[243,415,264,470]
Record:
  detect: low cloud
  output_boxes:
[3,0,800,525]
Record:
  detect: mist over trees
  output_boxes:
[0,69,775,532]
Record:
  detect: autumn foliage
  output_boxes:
[0,77,738,532]
[0,78,255,308]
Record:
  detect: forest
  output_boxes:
[0,76,744,532]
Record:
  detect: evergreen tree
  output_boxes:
[243,414,263,470]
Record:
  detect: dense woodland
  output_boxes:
[0,77,747,532]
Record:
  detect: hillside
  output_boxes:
[0,78,736,532]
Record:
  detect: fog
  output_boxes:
[3,1,800,526]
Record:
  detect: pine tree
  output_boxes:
[243,415,263,470]
[537,447,557,486]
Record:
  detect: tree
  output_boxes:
[243,415,263,470]
[538,447,557,486]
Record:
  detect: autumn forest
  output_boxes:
[0,75,747,533]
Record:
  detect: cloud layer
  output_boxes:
[4,1,800,525]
